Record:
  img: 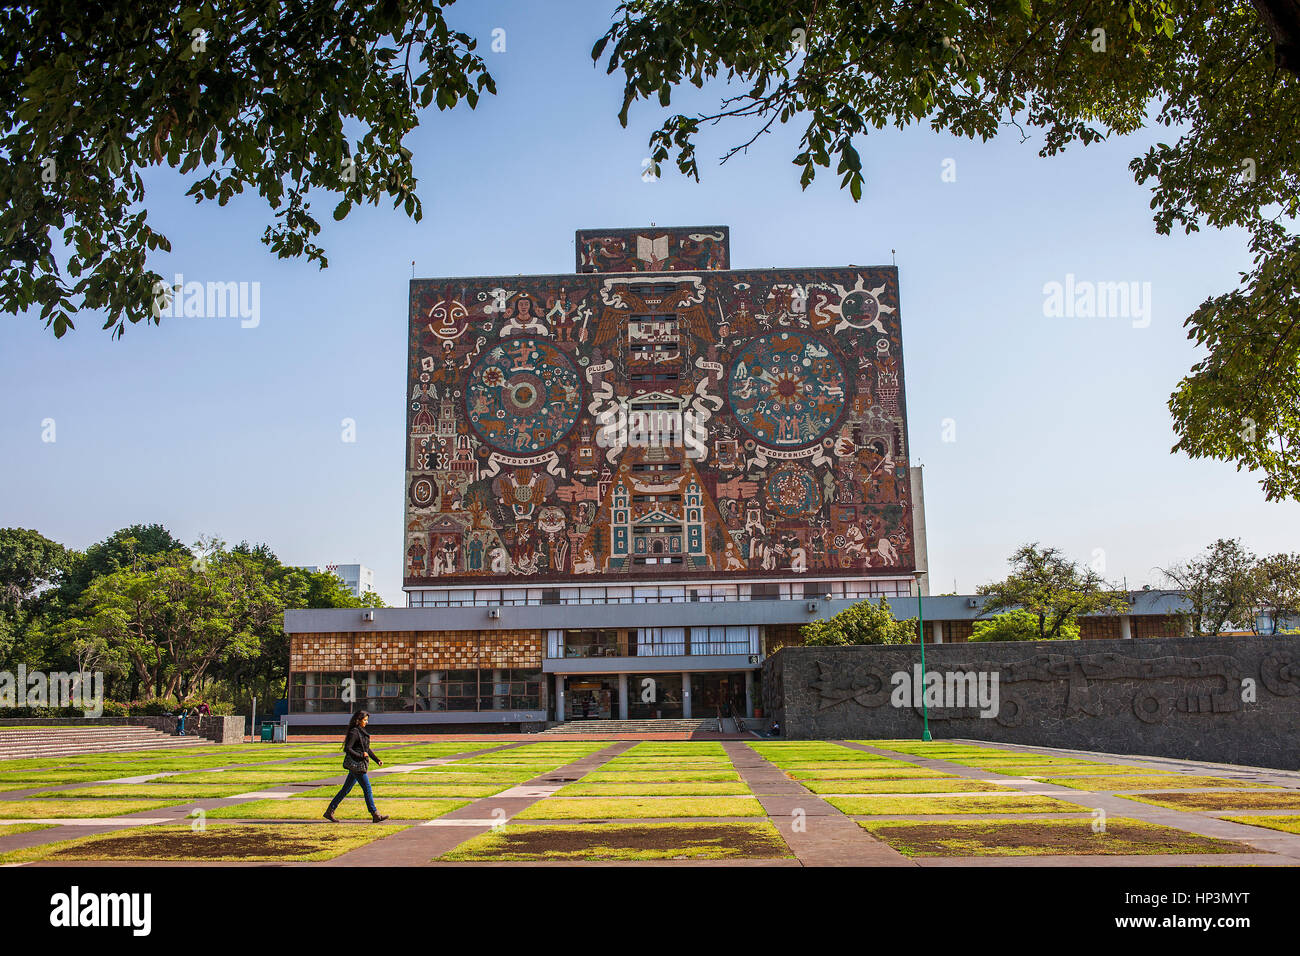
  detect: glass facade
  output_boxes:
[407,578,912,607]
[292,668,543,714]
[548,626,758,659]
[289,672,352,713]
[627,673,683,719]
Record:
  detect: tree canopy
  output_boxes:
[970,608,1081,642]
[1,0,493,337]
[1158,536,1287,635]
[801,597,916,646]
[976,543,1128,639]
[596,0,1300,499]
[0,524,383,712]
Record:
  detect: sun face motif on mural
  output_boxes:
[831,276,895,334]
[728,331,848,448]
[426,297,470,341]
[465,338,582,455]
[765,465,822,518]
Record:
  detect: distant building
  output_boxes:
[299,563,375,599]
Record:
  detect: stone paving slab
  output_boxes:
[843,812,1093,821]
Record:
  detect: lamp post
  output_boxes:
[914,571,931,742]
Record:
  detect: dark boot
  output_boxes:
[371,811,389,823]
[323,808,339,823]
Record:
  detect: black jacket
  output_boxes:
[344,726,380,767]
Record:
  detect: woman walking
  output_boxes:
[323,711,389,823]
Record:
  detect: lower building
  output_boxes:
[282,588,1191,730]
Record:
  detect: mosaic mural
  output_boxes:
[404,227,913,587]
[576,226,730,273]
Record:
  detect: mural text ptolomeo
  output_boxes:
[404,226,913,588]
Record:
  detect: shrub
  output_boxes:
[128,697,182,716]
[802,597,917,646]
[970,609,1081,642]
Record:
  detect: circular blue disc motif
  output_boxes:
[728,332,847,447]
[466,338,581,454]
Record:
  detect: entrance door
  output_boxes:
[691,672,749,719]
[567,679,619,719]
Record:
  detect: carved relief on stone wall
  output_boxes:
[808,651,1285,728]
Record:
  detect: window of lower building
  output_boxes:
[360,671,411,713]
[289,672,352,713]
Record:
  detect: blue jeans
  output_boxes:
[328,771,377,815]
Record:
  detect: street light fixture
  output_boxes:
[914,570,931,742]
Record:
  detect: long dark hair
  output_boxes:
[344,710,370,748]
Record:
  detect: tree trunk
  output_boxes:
[1252,0,1300,75]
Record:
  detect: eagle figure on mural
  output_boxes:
[493,468,554,522]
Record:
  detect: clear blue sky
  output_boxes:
[2,1,1292,605]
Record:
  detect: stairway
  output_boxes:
[0,725,212,759]
[540,718,728,735]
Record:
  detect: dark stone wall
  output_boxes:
[762,636,1300,770]
[0,716,244,744]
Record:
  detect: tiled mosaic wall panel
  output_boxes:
[1131,614,1188,639]
[1079,617,1123,640]
[406,226,914,589]
[291,631,544,671]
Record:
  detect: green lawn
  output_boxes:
[799,778,1014,794]
[441,821,791,862]
[0,798,187,818]
[786,767,949,780]
[208,797,469,820]
[0,823,409,864]
[167,771,334,784]
[0,823,54,835]
[407,771,535,783]
[1220,814,1300,834]
[582,770,741,782]
[300,782,509,798]
[516,796,765,819]
[558,781,752,796]
[622,744,728,756]
[1042,775,1279,791]
[968,764,1152,777]
[825,794,1089,815]
[860,818,1260,857]
[31,784,254,799]
[1120,791,1300,811]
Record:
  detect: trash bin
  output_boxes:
[272,723,287,743]
[259,721,274,742]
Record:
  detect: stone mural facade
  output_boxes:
[575,226,730,273]
[405,226,914,589]
[763,637,1300,769]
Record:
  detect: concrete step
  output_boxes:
[541,718,726,735]
[0,726,214,759]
